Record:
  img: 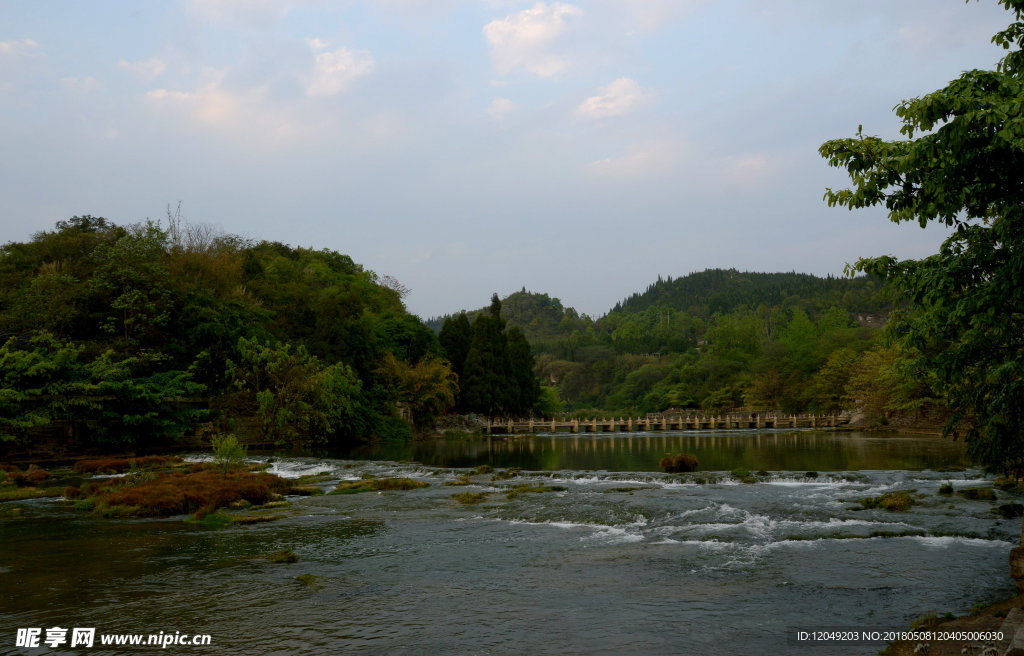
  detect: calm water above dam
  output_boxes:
[2,430,1021,655]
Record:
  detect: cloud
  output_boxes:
[118,57,167,82]
[487,97,517,120]
[306,37,329,51]
[576,78,651,118]
[588,139,679,178]
[59,76,99,92]
[306,47,375,97]
[483,2,582,78]
[145,67,304,141]
[0,38,39,55]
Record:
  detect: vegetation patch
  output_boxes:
[938,482,954,496]
[330,477,429,494]
[659,453,699,473]
[444,476,473,487]
[63,464,299,518]
[492,468,522,480]
[856,491,916,512]
[504,484,567,499]
[296,574,324,590]
[957,487,996,501]
[451,492,490,505]
[730,468,758,484]
[992,503,1024,519]
[265,550,299,563]
[73,456,183,474]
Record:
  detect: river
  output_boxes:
[2,430,1021,655]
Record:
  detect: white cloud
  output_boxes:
[588,139,678,178]
[483,2,582,78]
[145,68,305,142]
[118,57,167,82]
[59,76,99,92]
[306,47,375,97]
[0,38,39,55]
[576,78,651,118]
[487,97,517,120]
[306,37,329,51]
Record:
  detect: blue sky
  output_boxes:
[0,0,1013,318]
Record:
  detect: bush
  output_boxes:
[65,467,297,518]
[660,453,699,473]
[211,433,247,471]
[859,491,915,512]
[331,478,429,494]
[958,487,996,501]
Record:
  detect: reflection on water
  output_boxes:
[340,430,972,472]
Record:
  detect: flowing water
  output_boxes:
[2,430,1021,655]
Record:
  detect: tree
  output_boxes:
[819,0,1024,476]
[375,352,457,430]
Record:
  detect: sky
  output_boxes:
[0,1,1014,319]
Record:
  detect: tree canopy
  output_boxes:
[0,214,454,450]
[819,0,1024,476]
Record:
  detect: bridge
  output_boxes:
[484,412,850,435]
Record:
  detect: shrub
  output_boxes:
[211,433,247,471]
[993,503,1024,519]
[660,453,699,473]
[938,482,954,495]
[266,550,298,563]
[859,491,915,512]
[958,487,996,501]
[65,468,297,518]
[452,492,489,505]
[331,478,429,494]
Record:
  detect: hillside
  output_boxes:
[613,269,889,319]
[432,270,909,417]
[0,215,456,454]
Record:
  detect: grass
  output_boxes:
[504,484,567,499]
[730,468,758,484]
[296,574,324,590]
[992,503,1024,518]
[64,464,300,518]
[492,468,522,481]
[266,550,299,563]
[0,484,64,501]
[73,456,183,474]
[330,478,429,494]
[938,482,954,495]
[857,491,916,512]
[957,487,997,501]
[444,475,473,487]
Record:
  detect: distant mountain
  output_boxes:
[612,269,888,319]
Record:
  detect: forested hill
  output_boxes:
[0,215,458,453]
[613,269,889,319]
[429,270,910,418]
[426,289,584,344]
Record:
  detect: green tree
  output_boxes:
[461,297,510,416]
[439,312,473,393]
[820,0,1024,475]
[225,337,369,444]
